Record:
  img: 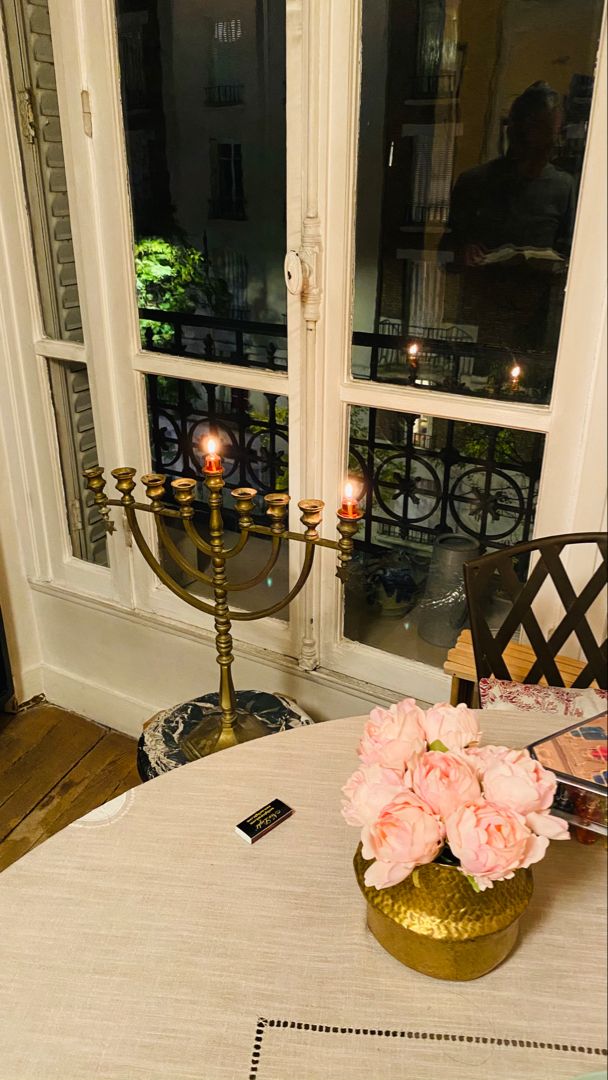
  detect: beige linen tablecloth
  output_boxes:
[0,711,606,1080]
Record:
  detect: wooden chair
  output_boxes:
[444,533,607,706]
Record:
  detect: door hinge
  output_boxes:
[69,496,83,533]
[18,88,36,144]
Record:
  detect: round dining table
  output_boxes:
[0,709,606,1080]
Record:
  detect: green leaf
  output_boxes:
[429,739,449,752]
[464,874,481,893]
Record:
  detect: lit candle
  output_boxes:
[203,436,222,473]
[339,481,359,519]
[510,364,521,388]
[407,341,419,358]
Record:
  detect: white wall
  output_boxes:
[30,585,397,734]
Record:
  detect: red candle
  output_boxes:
[339,481,359,519]
[203,437,222,473]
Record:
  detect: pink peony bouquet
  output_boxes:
[342,699,569,892]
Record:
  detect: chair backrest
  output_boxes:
[463,533,608,689]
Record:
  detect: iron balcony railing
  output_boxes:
[139,307,287,371]
[204,83,244,107]
[143,309,542,554]
[139,307,552,402]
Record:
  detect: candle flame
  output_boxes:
[344,482,354,500]
[206,437,217,455]
[510,364,521,380]
[407,342,419,357]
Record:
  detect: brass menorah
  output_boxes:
[84,454,362,760]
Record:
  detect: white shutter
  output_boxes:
[2,0,107,564]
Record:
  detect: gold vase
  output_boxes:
[354,846,533,981]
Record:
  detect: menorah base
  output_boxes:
[178,707,271,761]
[137,691,314,780]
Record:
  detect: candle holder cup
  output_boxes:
[84,463,362,761]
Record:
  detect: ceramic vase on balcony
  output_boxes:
[417,533,480,647]
[353,845,533,981]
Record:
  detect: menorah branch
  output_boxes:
[230,541,316,622]
[224,535,283,593]
[156,516,214,588]
[124,506,217,620]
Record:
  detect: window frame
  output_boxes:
[0,0,605,707]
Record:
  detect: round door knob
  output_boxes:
[284,250,303,295]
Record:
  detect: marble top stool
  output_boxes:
[137,690,314,781]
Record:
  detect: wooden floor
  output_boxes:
[0,703,141,872]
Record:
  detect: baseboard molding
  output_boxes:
[13,663,45,706]
[42,664,156,738]
[39,660,406,739]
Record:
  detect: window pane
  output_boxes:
[116,2,287,370]
[344,405,544,666]
[146,375,289,617]
[352,0,603,404]
[47,359,108,566]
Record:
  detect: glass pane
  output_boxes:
[47,359,108,566]
[116,2,287,370]
[146,375,289,617]
[352,0,603,404]
[344,405,544,666]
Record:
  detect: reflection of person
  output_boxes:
[445,82,575,353]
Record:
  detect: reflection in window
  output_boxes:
[344,405,544,667]
[115,1,286,365]
[215,19,242,44]
[210,141,246,219]
[353,0,603,404]
[146,375,289,616]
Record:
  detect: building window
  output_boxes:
[214,19,242,44]
[209,140,246,220]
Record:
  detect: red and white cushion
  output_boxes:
[479,676,607,718]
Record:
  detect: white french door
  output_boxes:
[315,1,607,703]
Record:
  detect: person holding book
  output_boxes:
[443,82,575,357]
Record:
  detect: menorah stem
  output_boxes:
[207,476,238,732]
[178,468,270,761]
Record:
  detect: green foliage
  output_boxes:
[135,237,231,347]
[460,425,530,465]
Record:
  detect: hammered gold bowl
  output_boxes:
[354,845,533,981]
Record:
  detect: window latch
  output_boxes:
[284,250,304,295]
[81,90,92,138]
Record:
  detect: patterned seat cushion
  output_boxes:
[479,676,607,718]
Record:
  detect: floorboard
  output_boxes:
[0,704,141,872]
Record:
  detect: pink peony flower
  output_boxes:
[465,744,511,777]
[445,799,548,890]
[362,789,445,889]
[423,702,480,752]
[481,749,569,841]
[341,763,406,827]
[358,698,426,775]
[410,750,481,820]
